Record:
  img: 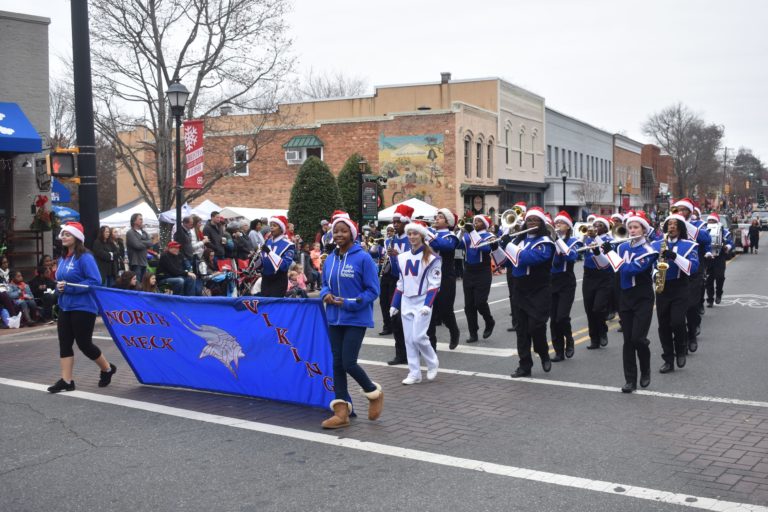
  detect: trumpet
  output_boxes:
[365,236,384,246]
[578,224,597,238]
[576,234,644,253]
[457,218,467,229]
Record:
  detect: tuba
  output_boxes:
[499,209,519,230]
[655,234,669,294]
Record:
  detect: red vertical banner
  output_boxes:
[183,119,204,189]
[622,196,630,211]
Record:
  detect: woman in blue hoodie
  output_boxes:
[319,214,382,429]
[48,222,117,393]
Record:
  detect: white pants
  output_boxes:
[401,295,439,378]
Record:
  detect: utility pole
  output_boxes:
[71,0,99,246]
[720,147,731,211]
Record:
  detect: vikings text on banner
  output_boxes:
[90,287,335,408]
[183,119,204,189]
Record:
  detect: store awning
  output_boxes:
[282,135,323,149]
[0,102,42,153]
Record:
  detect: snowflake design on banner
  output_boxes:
[184,125,198,152]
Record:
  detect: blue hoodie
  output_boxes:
[320,244,380,328]
[56,251,102,314]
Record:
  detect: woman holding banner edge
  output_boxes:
[319,213,383,429]
[48,222,118,393]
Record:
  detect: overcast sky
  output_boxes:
[5,0,768,160]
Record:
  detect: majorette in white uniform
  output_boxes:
[390,221,441,384]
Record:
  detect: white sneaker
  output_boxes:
[427,367,439,381]
[401,375,422,385]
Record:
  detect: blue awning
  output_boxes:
[0,102,43,153]
[52,205,80,221]
[51,178,72,203]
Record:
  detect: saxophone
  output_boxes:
[655,233,669,294]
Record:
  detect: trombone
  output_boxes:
[365,236,385,246]
[576,234,644,253]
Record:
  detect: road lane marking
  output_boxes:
[357,360,768,409]
[1,377,764,512]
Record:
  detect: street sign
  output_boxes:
[361,174,379,222]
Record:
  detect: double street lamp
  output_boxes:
[166,78,190,237]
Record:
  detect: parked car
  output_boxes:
[750,210,768,231]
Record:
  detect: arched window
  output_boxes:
[487,138,493,178]
[476,136,483,178]
[464,135,472,178]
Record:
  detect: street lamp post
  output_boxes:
[560,164,568,212]
[166,79,190,238]
[358,159,367,225]
[618,182,624,213]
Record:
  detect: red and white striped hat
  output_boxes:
[625,210,652,234]
[554,210,573,228]
[473,214,492,230]
[269,215,289,234]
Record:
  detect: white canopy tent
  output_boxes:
[99,199,159,232]
[377,198,438,223]
[158,199,221,224]
[219,207,288,222]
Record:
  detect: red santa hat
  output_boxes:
[625,210,652,234]
[269,215,289,234]
[59,222,85,242]
[706,212,720,224]
[611,212,624,223]
[524,206,548,224]
[586,213,596,223]
[473,214,492,230]
[673,197,695,214]
[406,220,431,239]
[393,204,414,222]
[593,216,612,231]
[554,210,573,228]
[514,202,528,213]
[665,213,688,227]
[331,210,350,222]
[437,208,457,228]
[331,215,358,240]
[544,212,554,226]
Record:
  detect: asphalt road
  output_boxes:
[2,236,768,511]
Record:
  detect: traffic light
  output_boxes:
[47,148,78,178]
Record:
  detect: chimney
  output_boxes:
[440,72,451,84]
[220,105,232,116]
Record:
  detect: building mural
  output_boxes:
[378,134,445,205]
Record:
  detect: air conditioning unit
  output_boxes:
[285,150,301,163]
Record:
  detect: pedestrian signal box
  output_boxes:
[47,148,79,178]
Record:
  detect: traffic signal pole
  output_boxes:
[71,0,99,247]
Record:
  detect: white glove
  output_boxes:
[419,305,431,316]
[389,307,399,317]
[705,252,713,259]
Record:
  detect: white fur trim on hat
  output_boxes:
[626,214,651,234]
[269,216,287,234]
[524,208,548,224]
[473,215,490,229]
[554,213,573,228]
[707,213,720,223]
[406,221,431,239]
[437,208,457,227]
[673,198,695,213]
[593,216,611,230]
[665,213,688,227]
[332,217,358,240]
[586,214,596,223]
[59,223,85,242]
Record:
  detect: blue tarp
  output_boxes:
[0,102,42,153]
[52,205,79,221]
[90,287,336,409]
[51,178,72,203]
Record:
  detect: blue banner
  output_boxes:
[90,287,335,409]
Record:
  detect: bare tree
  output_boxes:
[643,103,723,197]
[573,180,606,212]
[292,67,368,100]
[89,0,294,218]
[49,78,75,148]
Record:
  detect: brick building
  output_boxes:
[641,144,677,215]
[613,134,644,213]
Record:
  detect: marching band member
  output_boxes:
[550,211,582,361]
[704,213,734,308]
[383,204,412,365]
[390,221,441,384]
[260,215,295,297]
[651,214,699,373]
[377,224,396,335]
[319,214,383,429]
[671,198,711,353]
[602,211,658,392]
[460,214,496,343]
[426,208,462,350]
[495,207,555,377]
[582,216,614,349]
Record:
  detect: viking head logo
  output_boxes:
[173,314,245,377]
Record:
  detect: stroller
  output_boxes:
[236,252,263,297]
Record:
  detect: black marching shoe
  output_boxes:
[48,378,75,393]
[587,340,601,350]
[621,382,637,393]
[676,354,687,368]
[482,319,495,339]
[506,326,516,332]
[449,329,460,350]
[551,353,565,363]
[387,357,407,366]
[541,358,552,372]
[697,304,705,315]
[565,337,575,358]
[688,338,698,353]
[606,312,616,321]
[706,301,714,308]
[617,326,623,333]
[378,328,393,336]
[695,326,701,337]
[640,373,651,388]
[715,295,722,304]
[98,363,117,388]
[466,334,479,344]
[599,333,608,347]
[510,367,531,378]
[659,362,674,374]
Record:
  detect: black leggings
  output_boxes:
[58,310,101,360]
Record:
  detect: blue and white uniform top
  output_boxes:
[384,232,411,279]
[649,237,699,281]
[687,218,712,259]
[551,236,582,274]
[604,238,659,290]
[582,233,614,271]
[648,229,664,243]
[391,246,442,309]
[261,234,295,276]
[460,229,493,265]
[493,234,555,278]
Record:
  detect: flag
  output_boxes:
[183,119,204,189]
